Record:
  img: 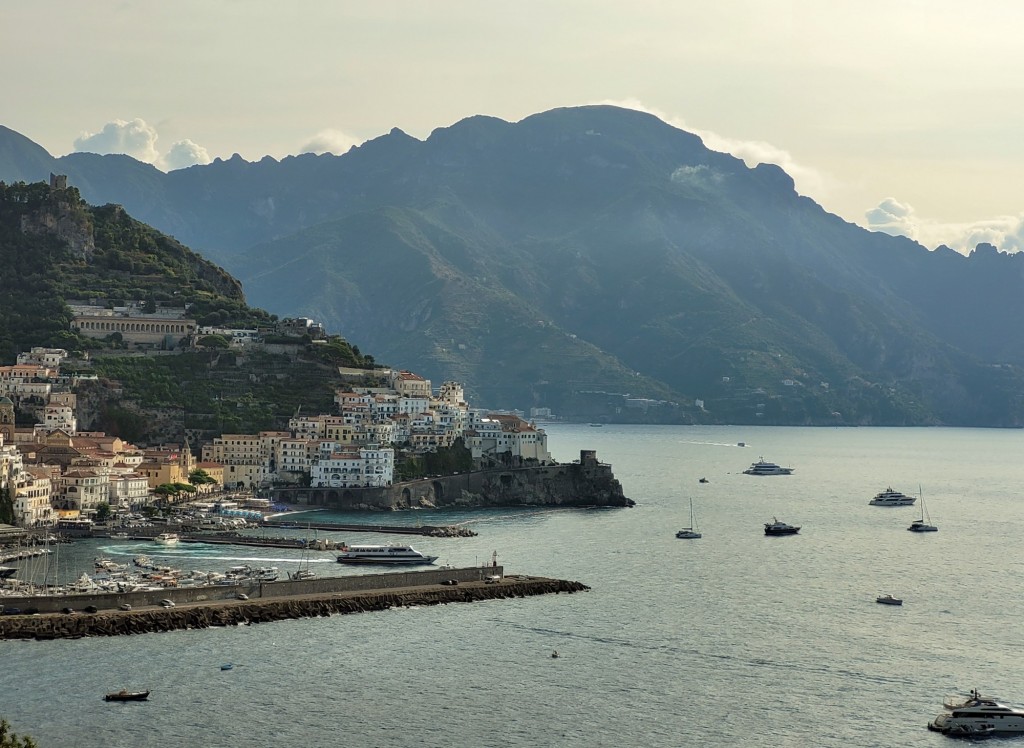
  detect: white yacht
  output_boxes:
[869,487,916,506]
[336,544,438,565]
[930,692,1024,735]
[153,533,180,545]
[743,458,793,476]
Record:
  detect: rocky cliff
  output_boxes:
[271,450,633,511]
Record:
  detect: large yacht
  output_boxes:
[743,458,793,476]
[869,487,916,506]
[930,692,1024,735]
[336,544,438,565]
[763,517,800,536]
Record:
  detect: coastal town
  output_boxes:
[0,342,555,531]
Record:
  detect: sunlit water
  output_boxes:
[2,425,1023,747]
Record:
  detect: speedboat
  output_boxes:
[876,594,903,606]
[104,689,150,702]
[930,692,1024,734]
[869,487,916,506]
[743,458,793,476]
[153,533,180,545]
[764,517,800,536]
[336,544,438,565]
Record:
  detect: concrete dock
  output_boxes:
[0,568,589,640]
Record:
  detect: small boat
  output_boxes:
[876,594,903,606]
[104,689,150,702]
[221,663,234,671]
[675,498,702,539]
[908,489,938,532]
[743,458,793,476]
[698,477,709,484]
[869,487,916,506]
[764,517,800,536]
[153,533,180,545]
[551,650,560,659]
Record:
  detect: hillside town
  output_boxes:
[0,346,553,529]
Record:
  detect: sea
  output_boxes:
[2,424,1023,748]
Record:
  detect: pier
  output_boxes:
[0,569,589,640]
[261,519,477,537]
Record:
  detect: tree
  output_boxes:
[94,503,111,522]
[0,719,37,748]
[0,486,13,525]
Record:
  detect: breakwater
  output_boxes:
[0,574,588,640]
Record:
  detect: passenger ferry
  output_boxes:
[153,533,180,545]
[743,458,793,476]
[336,544,438,565]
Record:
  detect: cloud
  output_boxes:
[865,197,919,241]
[73,118,160,164]
[165,139,212,170]
[299,129,361,156]
[593,98,832,200]
[865,197,1024,254]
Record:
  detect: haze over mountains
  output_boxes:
[3,105,1024,426]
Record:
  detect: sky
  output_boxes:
[6,1,1024,254]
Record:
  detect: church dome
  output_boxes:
[0,396,12,405]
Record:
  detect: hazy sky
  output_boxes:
[7,1,1024,253]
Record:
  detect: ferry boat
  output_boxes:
[153,533,180,545]
[336,544,438,565]
[743,458,793,476]
[930,691,1024,735]
[869,487,916,506]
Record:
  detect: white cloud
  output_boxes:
[299,129,361,156]
[73,118,160,164]
[592,98,832,200]
[865,197,920,241]
[165,139,212,170]
[865,197,1024,254]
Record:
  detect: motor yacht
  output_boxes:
[763,517,800,536]
[876,594,902,606]
[153,533,180,545]
[930,692,1024,735]
[869,488,916,506]
[336,544,438,565]
[743,458,793,476]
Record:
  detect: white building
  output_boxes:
[310,445,394,488]
[15,468,53,527]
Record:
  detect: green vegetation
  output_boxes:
[0,180,274,362]
[0,719,36,748]
[394,439,474,481]
[0,486,13,525]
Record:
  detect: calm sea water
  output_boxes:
[2,424,1023,747]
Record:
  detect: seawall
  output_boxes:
[0,569,590,640]
[270,449,631,511]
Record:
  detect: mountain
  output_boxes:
[4,106,1024,426]
[0,180,374,445]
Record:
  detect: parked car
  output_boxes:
[158,599,175,608]
[119,603,132,611]
[84,605,99,613]
[1,607,22,616]
[235,593,249,600]
[61,607,75,614]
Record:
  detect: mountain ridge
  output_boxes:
[3,106,1024,426]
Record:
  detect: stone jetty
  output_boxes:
[0,573,588,641]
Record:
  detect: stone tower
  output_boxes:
[0,396,14,443]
